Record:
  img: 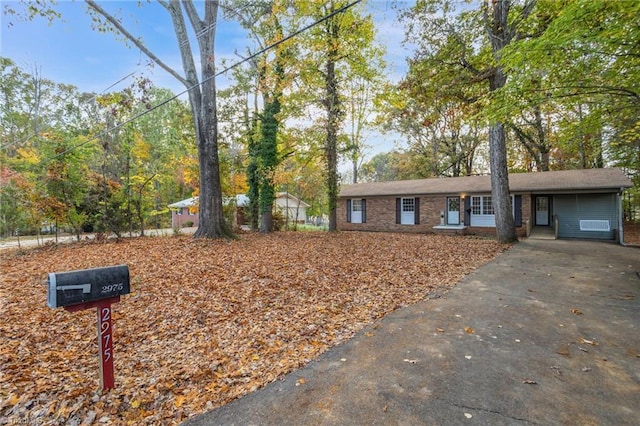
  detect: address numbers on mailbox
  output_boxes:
[46,265,130,308]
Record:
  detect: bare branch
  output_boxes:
[84,0,187,86]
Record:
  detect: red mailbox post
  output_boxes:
[46,265,129,391]
[64,296,121,390]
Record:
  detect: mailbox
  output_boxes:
[46,265,130,308]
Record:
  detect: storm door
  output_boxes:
[447,197,460,225]
[535,196,550,226]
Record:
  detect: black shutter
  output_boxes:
[396,198,401,224]
[514,195,522,227]
[346,199,352,223]
[414,197,420,225]
[464,197,471,226]
[362,199,367,223]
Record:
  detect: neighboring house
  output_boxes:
[168,192,309,229]
[168,197,199,229]
[275,192,310,224]
[338,168,633,242]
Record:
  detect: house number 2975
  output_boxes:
[100,307,112,362]
[97,303,116,389]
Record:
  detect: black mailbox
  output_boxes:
[46,265,130,308]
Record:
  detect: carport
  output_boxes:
[514,169,632,242]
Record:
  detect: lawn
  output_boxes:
[0,232,508,425]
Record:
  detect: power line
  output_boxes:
[47,0,364,161]
[1,70,138,152]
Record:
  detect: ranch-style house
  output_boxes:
[338,168,633,243]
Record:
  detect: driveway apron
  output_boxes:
[183,239,640,426]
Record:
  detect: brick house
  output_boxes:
[168,197,199,229]
[338,168,633,242]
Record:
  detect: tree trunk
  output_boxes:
[352,161,358,184]
[489,123,517,243]
[86,0,232,239]
[325,11,341,232]
[486,0,517,243]
[193,82,230,238]
[178,1,230,239]
[326,56,339,232]
[533,103,550,171]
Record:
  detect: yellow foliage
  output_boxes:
[16,147,40,165]
[230,173,248,194]
[133,135,151,163]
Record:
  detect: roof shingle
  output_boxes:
[339,168,632,198]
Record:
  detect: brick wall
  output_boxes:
[171,209,199,228]
[338,194,531,236]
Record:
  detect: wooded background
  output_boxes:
[1,0,638,239]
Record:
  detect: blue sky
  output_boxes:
[1,0,414,156]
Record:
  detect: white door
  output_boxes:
[351,199,362,223]
[447,197,460,225]
[535,197,549,226]
[401,198,415,225]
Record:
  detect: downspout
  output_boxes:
[618,188,626,246]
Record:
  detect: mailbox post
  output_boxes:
[46,265,130,391]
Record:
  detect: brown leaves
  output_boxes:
[0,232,507,425]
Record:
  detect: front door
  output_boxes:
[535,196,550,226]
[447,197,460,225]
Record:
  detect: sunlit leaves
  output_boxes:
[0,232,508,424]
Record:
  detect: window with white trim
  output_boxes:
[351,199,363,223]
[471,196,494,215]
[400,197,416,225]
[402,197,415,213]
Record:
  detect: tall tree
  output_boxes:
[483,0,523,243]
[343,39,386,184]
[501,0,639,186]
[296,0,379,231]
[84,0,232,238]
[225,0,299,232]
[399,0,537,242]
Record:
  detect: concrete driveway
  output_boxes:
[183,239,640,425]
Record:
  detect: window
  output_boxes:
[176,208,183,216]
[398,197,419,225]
[483,196,494,215]
[471,196,481,215]
[471,196,494,215]
[469,195,518,227]
[402,197,415,212]
[347,199,366,223]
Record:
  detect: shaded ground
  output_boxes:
[0,232,508,425]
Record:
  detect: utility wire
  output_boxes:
[48,0,364,161]
[1,0,262,152]
[1,70,138,152]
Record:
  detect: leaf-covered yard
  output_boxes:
[1,232,508,425]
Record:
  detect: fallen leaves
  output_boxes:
[0,232,507,425]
